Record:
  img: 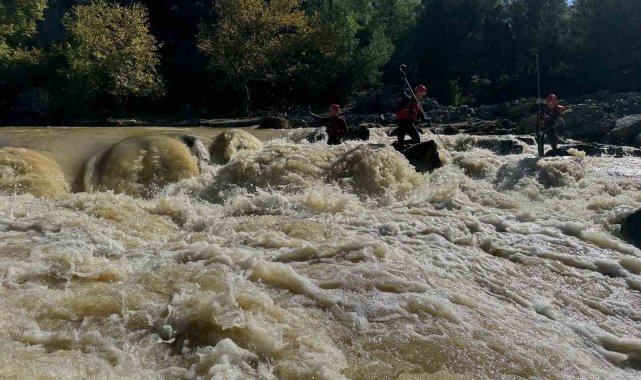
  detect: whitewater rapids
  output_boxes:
[0,127,640,379]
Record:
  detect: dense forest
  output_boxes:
[1,0,640,121]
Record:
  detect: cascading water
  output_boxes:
[0,126,640,379]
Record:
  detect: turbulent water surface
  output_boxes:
[0,126,640,379]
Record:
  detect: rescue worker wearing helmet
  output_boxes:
[537,94,569,156]
[310,104,348,145]
[395,85,427,151]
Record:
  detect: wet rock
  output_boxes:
[516,114,538,134]
[259,116,291,130]
[564,144,604,157]
[180,135,211,163]
[606,115,641,147]
[605,146,626,157]
[425,106,473,123]
[544,148,572,157]
[344,124,370,141]
[621,210,641,248]
[476,139,524,155]
[466,119,516,135]
[395,140,442,173]
[517,137,536,145]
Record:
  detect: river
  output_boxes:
[0,126,640,379]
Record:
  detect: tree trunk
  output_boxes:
[241,81,251,116]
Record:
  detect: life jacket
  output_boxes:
[396,96,421,122]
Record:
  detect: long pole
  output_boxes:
[399,65,452,154]
[536,54,543,156]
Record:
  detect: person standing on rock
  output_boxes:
[310,104,348,145]
[537,94,569,156]
[395,85,426,151]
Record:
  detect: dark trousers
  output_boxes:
[538,126,558,156]
[397,120,421,150]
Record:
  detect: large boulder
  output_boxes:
[259,116,291,130]
[606,115,641,147]
[516,114,538,134]
[209,130,263,164]
[621,209,641,248]
[559,104,614,141]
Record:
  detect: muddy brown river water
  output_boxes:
[0,126,640,379]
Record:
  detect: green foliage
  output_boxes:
[3,0,641,120]
[198,0,312,112]
[0,0,47,66]
[61,1,164,103]
[304,0,419,97]
[569,0,641,92]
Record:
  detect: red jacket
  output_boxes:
[396,95,421,122]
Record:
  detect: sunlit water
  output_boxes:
[0,126,640,379]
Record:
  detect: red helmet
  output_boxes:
[546,94,558,103]
[415,85,427,94]
[329,104,340,112]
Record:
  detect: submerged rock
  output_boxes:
[259,116,291,130]
[209,130,263,164]
[0,147,69,198]
[621,210,641,248]
[84,135,199,197]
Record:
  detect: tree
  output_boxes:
[61,1,164,109]
[0,0,49,114]
[0,0,48,51]
[569,0,641,93]
[198,0,313,115]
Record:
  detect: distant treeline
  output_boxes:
[1,0,640,120]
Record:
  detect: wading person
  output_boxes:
[310,104,348,145]
[537,94,569,156]
[395,85,426,151]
